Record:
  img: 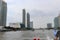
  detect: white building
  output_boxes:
[9,23,21,28]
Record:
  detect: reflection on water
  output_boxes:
[0,30,54,40]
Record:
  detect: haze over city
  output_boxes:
[4,0,60,28]
[0,0,59,40]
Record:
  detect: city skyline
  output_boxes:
[4,0,60,28]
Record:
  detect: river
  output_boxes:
[0,30,55,40]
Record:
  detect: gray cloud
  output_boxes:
[30,10,58,18]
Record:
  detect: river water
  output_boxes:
[0,30,55,40]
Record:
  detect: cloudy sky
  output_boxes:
[5,0,60,28]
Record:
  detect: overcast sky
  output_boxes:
[5,0,60,28]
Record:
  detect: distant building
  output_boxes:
[58,15,60,27]
[0,0,7,26]
[54,17,59,28]
[47,23,52,28]
[30,22,33,28]
[9,23,20,28]
[22,9,26,27]
[27,13,30,28]
[54,14,60,28]
[20,23,25,28]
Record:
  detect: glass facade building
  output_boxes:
[27,13,30,28]
[0,0,7,26]
[54,17,59,28]
[22,9,26,27]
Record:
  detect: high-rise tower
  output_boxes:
[0,0,7,26]
[54,14,60,28]
[22,9,26,27]
[27,13,30,28]
[54,17,59,28]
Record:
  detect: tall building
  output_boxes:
[22,9,26,27]
[54,17,59,28]
[58,15,60,27]
[30,22,33,28]
[54,14,60,28]
[47,23,52,28]
[27,13,30,28]
[0,0,7,26]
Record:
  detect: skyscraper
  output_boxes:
[0,0,7,26]
[54,14,60,28]
[27,13,30,28]
[58,15,60,27]
[22,9,26,27]
[54,17,59,28]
